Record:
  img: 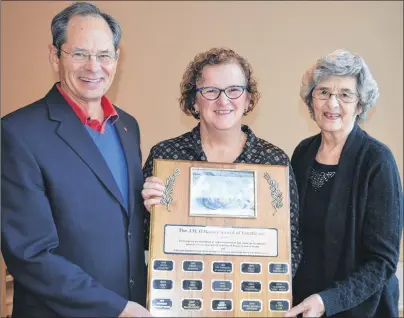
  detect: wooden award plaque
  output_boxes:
[147,159,292,317]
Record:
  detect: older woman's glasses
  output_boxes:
[312,89,358,103]
[59,48,117,64]
[196,85,247,101]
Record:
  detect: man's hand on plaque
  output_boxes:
[284,294,325,317]
[118,301,153,317]
[142,176,165,212]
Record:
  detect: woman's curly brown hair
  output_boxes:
[179,47,260,119]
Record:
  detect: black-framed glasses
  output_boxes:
[312,88,358,103]
[59,48,117,64]
[196,85,247,101]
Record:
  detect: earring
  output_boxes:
[195,110,200,115]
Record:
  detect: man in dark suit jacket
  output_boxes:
[1,2,151,317]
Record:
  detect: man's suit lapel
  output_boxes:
[114,118,137,217]
[45,85,127,214]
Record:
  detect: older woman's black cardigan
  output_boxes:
[291,124,403,317]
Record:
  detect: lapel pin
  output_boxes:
[124,127,128,132]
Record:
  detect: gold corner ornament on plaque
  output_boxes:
[263,172,284,215]
[160,168,180,212]
[147,159,292,317]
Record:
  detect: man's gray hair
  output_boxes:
[300,49,379,121]
[51,2,122,57]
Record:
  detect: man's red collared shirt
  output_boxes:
[56,83,118,133]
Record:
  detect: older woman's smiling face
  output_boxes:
[312,75,361,136]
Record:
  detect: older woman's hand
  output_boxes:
[142,176,165,212]
[284,294,325,317]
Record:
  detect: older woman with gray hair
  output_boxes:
[285,49,403,317]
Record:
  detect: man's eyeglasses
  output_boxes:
[196,85,247,101]
[59,48,117,64]
[312,88,358,103]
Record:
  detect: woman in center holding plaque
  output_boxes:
[142,47,303,277]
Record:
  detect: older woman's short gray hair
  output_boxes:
[300,49,379,121]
